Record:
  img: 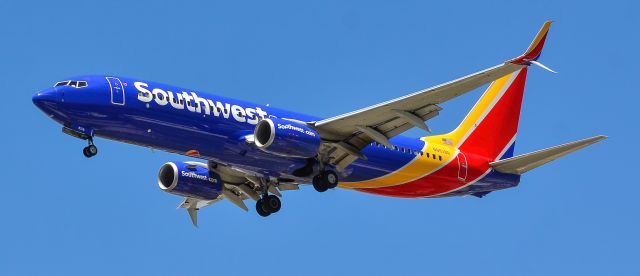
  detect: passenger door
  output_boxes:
[106,77,125,105]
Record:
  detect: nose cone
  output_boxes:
[32,87,63,116]
[32,88,60,105]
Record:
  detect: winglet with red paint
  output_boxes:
[509,21,553,65]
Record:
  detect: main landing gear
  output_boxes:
[248,176,283,217]
[312,170,338,192]
[256,194,281,217]
[82,138,98,158]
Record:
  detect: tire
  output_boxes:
[266,195,281,213]
[87,145,98,156]
[256,199,270,217]
[323,171,338,189]
[312,175,328,192]
[83,147,92,158]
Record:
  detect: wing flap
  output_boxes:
[490,135,607,175]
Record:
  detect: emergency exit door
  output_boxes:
[457,152,468,182]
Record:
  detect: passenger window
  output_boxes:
[439,156,443,161]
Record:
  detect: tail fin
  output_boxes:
[442,21,553,160]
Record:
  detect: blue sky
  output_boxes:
[1,0,638,275]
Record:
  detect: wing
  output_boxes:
[177,161,300,226]
[314,21,553,170]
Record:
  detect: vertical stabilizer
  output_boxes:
[435,21,553,160]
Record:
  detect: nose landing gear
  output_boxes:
[82,138,98,158]
[61,126,97,158]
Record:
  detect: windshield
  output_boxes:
[54,80,88,88]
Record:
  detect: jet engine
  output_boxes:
[158,162,223,200]
[253,118,321,158]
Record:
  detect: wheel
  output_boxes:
[313,175,329,192]
[322,171,338,189]
[256,199,271,217]
[83,147,92,158]
[265,195,281,213]
[87,145,98,156]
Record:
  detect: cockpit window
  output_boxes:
[54,80,88,88]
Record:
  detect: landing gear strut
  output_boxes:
[312,170,338,192]
[256,194,281,217]
[83,138,98,158]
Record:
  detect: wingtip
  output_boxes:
[509,21,554,65]
[583,135,608,145]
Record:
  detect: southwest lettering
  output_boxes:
[135,82,266,125]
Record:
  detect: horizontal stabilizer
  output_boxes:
[490,135,607,175]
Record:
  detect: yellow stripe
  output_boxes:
[444,72,514,147]
[340,138,455,189]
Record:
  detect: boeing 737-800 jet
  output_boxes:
[33,21,605,226]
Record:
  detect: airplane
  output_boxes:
[32,21,606,226]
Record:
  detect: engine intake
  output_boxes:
[254,118,321,158]
[158,162,223,200]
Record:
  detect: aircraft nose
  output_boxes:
[32,88,60,105]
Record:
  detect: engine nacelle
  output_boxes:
[254,118,321,158]
[157,162,223,200]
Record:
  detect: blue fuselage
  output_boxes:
[32,75,518,197]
